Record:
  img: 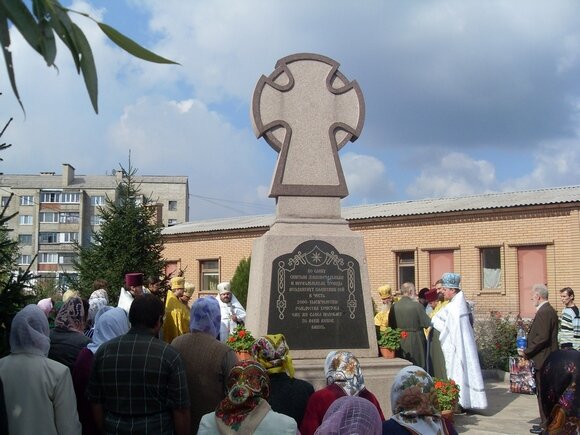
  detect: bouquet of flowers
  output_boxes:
[226,325,256,352]
[433,378,460,411]
[377,326,408,350]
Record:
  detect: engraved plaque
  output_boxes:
[267,240,369,349]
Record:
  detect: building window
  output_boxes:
[40,212,59,223]
[481,247,502,289]
[91,214,104,225]
[61,192,80,203]
[20,195,34,206]
[59,212,80,224]
[200,260,219,291]
[168,219,178,226]
[40,191,60,203]
[1,196,10,207]
[397,251,415,289]
[39,232,58,244]
[59,253,77,264]
[39,253,59,264]
[91,195,105,206]
[60,232,78,243]
[18,254,32,265]
[18,234,32,245]
[168,200,177,211]
[19,215,33,225]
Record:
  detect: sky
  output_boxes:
[1,0,579,221]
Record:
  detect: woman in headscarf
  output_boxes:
[37,297,53,316]
[84,288,109,338]
[315,395,382,435]
[48,296,91,370]
[538,349,580,434]
[73,307,129,435]
[300,350,385,435]
[198,360,297,434]
[171,297,238,434]
[251,334,314,426]
[382,365,457,435]
[0,305,82,434]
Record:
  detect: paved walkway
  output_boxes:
[454,378,540,434]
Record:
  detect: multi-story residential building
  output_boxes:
[1,163,188,285]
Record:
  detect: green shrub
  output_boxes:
[474,311,531,371]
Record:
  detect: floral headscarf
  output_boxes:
[215,361,271,433]
[10,305,51,357]
[390,365,445,434]
[251,334,295,378]
[54,297,85,333]
[87,289,109,328]
[87,308,129,354]
[189,297,221,339]
[315,395,382,435]
[539,349,580,434]
[324,350,365,396]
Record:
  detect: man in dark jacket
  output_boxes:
[519,283,558,434]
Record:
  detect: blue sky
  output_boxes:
[1,0,579,220]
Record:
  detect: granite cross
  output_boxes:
[251,53,365,198]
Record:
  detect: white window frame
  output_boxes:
[59,232,78,243]
[39,253,59,264]
[19,215,33,225]
[18,254,32,265]
[40,191,60,203]
[61,192,80,203]
[200,260,219,292]
[59,212,80,224]
[20,195,34,206]
[168,218,178,226]
[91,195,105,206]
[40,212,59,223]
[39,232,58,244]
[480,247,503,290]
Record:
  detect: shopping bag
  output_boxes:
[508,356,536,395]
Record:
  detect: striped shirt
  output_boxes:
[88,327,190,434]
[558,306,579,350]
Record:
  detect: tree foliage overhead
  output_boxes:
[74,161,165,304]
[0,0,179,113]
[230,256,251,308]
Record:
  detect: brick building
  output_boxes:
[162,185,580,318]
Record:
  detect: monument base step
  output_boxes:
[293,356,411,416]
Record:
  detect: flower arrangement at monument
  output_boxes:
[378,326,407,350]
[433,378,460,412]
[226,325,256,353]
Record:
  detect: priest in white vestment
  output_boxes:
[432,272,488,410]
[215,282,246,342]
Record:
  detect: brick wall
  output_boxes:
[163,205,580,317]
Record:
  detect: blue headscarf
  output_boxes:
[189,297,221,339]
[87,307,129,354]
[10,305,51,357]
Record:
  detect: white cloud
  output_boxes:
[341,152,394,203]
[407,152,497,198]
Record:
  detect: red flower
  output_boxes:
[238,330,246,338]
[401,331,408,339]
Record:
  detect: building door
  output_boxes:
[430,250,454,286]
[517,246,547,318]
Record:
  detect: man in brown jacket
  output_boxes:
[518,283,558,434]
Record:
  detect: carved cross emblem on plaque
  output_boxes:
[251,53,365,198]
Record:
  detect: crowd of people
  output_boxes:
[0,271,577,434]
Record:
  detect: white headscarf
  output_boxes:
[324,350,366,396]
[87,289,109,327]
[9,305,51,357]
[87,307,129,354]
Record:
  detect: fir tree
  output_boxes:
[231,256,251,308]
[74,162,165,304]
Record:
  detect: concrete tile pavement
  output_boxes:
[454,379,540,434]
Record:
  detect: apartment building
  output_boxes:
[161,185,580,318]
[1,163,188,285]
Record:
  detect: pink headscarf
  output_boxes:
[36,298,53,316]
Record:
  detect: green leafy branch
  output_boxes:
[0,0,179,114]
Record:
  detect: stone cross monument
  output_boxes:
[246,53,378,359]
